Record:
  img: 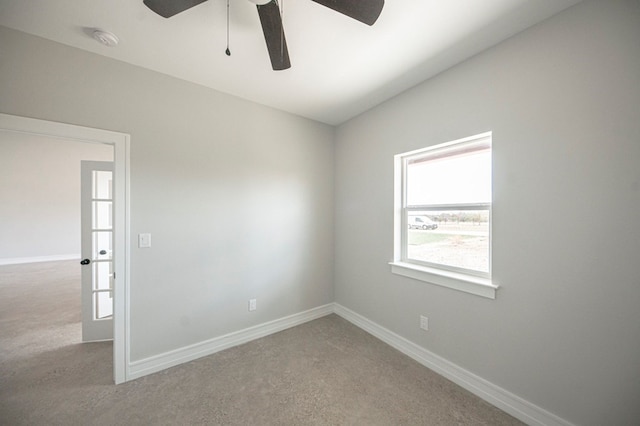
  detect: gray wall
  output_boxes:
[334,1,640,425]
[0,132,113,262]
[2,0,639,423]
[0,26,335,361]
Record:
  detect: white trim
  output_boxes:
[0,113,130,385]
[398,131,493,158]
[120,137,131,385]
[390,261,498,299]
[0,254,80,266]
[392,131,495,298]
[334,303,574,426]
[128,303,335,380]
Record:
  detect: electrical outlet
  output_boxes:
[138,233,151,248]
[248,298,257,312]
[420,315,429,331]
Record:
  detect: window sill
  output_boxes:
[389,261,498,299]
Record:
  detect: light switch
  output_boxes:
[138,233,151,248]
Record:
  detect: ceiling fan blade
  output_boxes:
[311,0,384,26]
[256,0,291,71]
[143,0,208,18]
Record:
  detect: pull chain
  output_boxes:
[225,0,231,56]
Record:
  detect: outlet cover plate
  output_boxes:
[420,315,429,331]
[138,233,151,248]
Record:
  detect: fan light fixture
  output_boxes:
[92,29,119,47]
[143,0,384,70]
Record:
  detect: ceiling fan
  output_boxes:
[143,0,385,71]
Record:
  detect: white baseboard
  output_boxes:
[0,254,80,266]
[127,303,335,381]
[334,303,574,426]
[126,301,573,426]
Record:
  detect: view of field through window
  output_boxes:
[407,210,489,272]
[406,146,491,274]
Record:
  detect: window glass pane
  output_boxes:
[407,149,491,206]
[407,210,489,273]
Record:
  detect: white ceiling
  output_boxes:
[0,0,581,125]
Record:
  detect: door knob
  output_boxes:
[99,250,107,255]
[80,258,91,265]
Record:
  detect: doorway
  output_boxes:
[0,113,129,384]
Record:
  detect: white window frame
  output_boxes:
[390,132,498,299]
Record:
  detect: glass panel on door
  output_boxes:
[92,231,112,261]
[94,291,113,319]
[92,170,112,199]
[91,170,113,321]
[93,261,112,291]
[92,201,113,229]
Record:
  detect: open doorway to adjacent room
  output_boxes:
[0,114,130,384]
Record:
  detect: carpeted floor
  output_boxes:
[0,260,522,425]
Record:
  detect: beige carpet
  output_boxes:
[0,260,522,425]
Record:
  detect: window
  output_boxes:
[391,132,498,299]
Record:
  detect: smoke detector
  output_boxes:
[92,29,119,47]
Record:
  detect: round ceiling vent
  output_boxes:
[92,29,119,47]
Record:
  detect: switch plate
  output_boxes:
[420,315,429,331]
[138,233,151,248]
[248,299,257,312]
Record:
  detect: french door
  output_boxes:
[80,161,114,342]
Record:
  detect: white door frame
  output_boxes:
[0,113,130,384]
